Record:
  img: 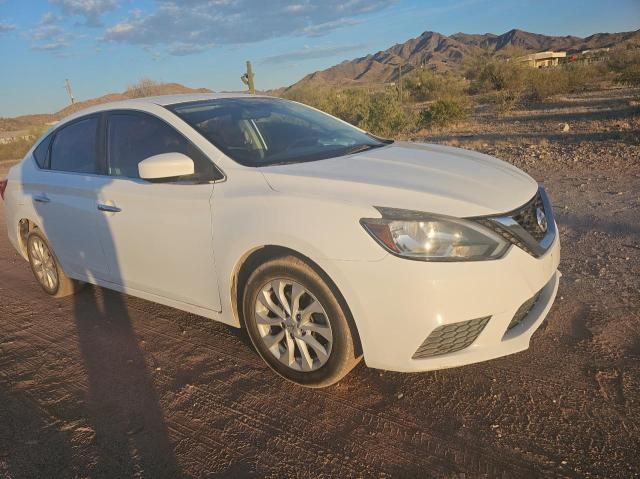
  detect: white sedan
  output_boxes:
[0,94,560,387]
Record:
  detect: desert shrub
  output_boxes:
[609,45,640,86]
[562,63,604,91]
[281,82,333,111]
[284,85,415,137]
[465,51,615,107]
[365,90,416,137]
[326,88,416,137]
[125,78,163,98]
[463,55,527,111]
[404,69,467,102]
[524,63,608,101]
[418,96,469,126]
[322,88,371,127]
[484,90,522,112]
[618,63,640,86]
[0,126,47,162]
[525,68,570,101]
[467,57,527,95]
[0,137,33,162]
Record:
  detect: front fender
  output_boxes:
[211,168,386,326]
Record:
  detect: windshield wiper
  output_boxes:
[343,144,381,155]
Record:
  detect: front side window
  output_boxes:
[168,98,389,167]
[107,113,219,181]
[50,117,99,174]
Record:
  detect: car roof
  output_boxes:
[134,92,270,106]
[58,92,274,125]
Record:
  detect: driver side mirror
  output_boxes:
[138,152,195,180]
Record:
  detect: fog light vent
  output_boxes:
[412,316,491,359]
[505,290,542,332]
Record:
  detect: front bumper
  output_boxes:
[322,230,560,372]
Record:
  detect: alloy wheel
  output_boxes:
[30,236,58,292]
[254,279,333,372]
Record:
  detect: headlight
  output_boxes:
[361,207,509,261]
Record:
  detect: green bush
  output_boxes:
[283,85,415,138]
[280,82,333,111]
[484,90,521,113]
[418,96,469,126]
[525,68,570,101]
[465,51,613,107]
[365,90,416,137]
[403,69,467,102]
[524,64,607,101]
[467,57,527,95]
[618,63,640,86]
[609,45,640,86]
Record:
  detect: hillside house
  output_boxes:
[517,51,567,68]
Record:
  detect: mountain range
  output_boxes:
[288,28,640,88]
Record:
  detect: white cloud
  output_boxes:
[104,0,395,56]
[32,39,70,51]
[284,4,311,13]
[40,12,62,25]
[167,42,213,56]
[108,22,134,34]
[29,12,74,52]
[32,24,64,40]
[301,18,360,37]
[261,43,367,64]
[0,21,16,34]
[49,0,119,27]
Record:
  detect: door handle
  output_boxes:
[34,195,50,203]
[97,204,122,213]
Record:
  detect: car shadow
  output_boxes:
[29,163,182,477]
[71,286,182,477]
[0,384,74,478]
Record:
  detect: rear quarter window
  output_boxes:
[32,133,53,168]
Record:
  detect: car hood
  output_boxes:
[260,142,538,218]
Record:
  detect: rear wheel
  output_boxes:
[243,255,360,388]
[27,231,83,298]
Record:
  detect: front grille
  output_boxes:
[476,218,536,255]
[412,316,490,359]
[473,190,552,258]
[505,290,542,332]
[513,193,546,241]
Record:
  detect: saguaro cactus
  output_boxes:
[240,61,256,94]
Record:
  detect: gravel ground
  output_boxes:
[0,87,639,478]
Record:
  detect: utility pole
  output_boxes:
[65,78,75,105]
[397,64,403,102]
[240,61,255,94]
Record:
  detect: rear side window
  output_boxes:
[50,117,99,174]
[33,133,53,168]
[107,113,220,181]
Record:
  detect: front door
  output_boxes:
[95,111,222,311]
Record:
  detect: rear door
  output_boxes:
[95,111,222,311]
[30,115,111,280]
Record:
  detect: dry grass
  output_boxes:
[0,126,47,162]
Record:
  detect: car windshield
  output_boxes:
[167,97,390,167]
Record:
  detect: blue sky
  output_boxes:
[1,0,638,117]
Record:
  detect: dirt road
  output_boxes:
[1,88,639,478]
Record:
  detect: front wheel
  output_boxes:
[243,255,360,388]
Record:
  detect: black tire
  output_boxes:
[242,255,360,388]
[26,230,83,298]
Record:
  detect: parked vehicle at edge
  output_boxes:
[0,94,560,387]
